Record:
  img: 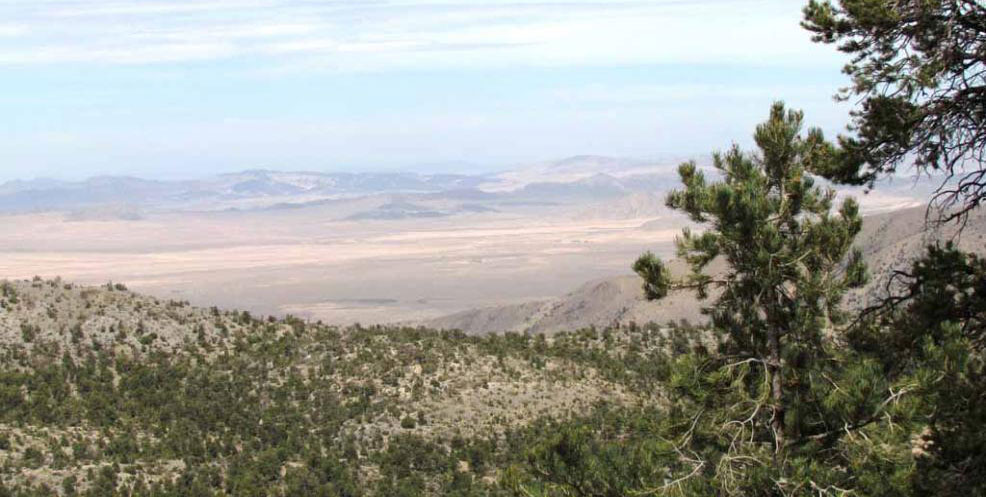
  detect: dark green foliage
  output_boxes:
[400,415,417,430]
[853,243,986,358]
[803,0,986,219]
[20,324,36,343]
[632,252,670,300]
[639,102,870,462]
[511,407,686,497]
[850,243,986,495]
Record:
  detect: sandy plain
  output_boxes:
[0,206,682,325]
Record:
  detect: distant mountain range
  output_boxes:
[0,156,675,214]
[0,170,486,212]
[0,155,939,222]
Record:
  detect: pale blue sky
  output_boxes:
[0,0,850,181]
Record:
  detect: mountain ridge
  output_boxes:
[422,206,986,335]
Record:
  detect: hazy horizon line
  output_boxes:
[1,152,716,184]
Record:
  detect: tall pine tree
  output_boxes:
[634,103,872,492]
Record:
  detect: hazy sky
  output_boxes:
[0,0,852,181]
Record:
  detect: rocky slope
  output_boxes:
[424,206,986,335]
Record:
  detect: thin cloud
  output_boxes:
[549,83,841,105]
[0,0,833,69]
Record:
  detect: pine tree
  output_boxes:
[634,103,870,492]
[802,0,986,221]
[851,243,986,495]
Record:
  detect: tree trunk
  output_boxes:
[767,326,785,462]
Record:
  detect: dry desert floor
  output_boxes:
[0,207,681,325]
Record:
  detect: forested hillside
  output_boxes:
[0,277,700,496]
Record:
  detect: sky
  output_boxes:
[0,0,853,182]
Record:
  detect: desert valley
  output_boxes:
[0,156,939,331]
